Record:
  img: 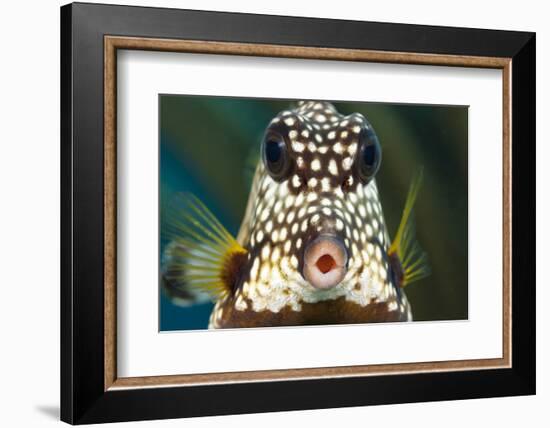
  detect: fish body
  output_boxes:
[162,101,429,329]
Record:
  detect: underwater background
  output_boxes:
[159,95,468,331]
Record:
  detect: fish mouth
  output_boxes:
[302,235,348,290]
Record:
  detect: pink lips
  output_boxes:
[303,236,348,290]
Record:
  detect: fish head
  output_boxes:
[240,101,392,312]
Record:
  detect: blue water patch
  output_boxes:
[159,292,214,331]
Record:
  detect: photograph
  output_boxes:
[159,96,468,330]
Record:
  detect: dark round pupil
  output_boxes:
[266,139,283,164]
[362,143,376,166]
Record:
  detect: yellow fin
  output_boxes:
[389,169,430,286]
[162,193,247,301]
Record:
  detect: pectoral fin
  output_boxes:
[162,193,247,304]
[388,169,430,287]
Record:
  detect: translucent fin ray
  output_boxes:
[389,169,431,286]
[161,193,246,303]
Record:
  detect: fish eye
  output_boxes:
[355,128,382,183]
[262,131,292,181]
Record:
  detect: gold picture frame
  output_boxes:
[104,36,511,391]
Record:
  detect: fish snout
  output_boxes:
[302,235,348,290]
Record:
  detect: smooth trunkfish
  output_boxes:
[162,101,429,328]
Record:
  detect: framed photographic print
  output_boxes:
[60,2,535,424]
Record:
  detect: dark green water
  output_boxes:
[159,95,468,331]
